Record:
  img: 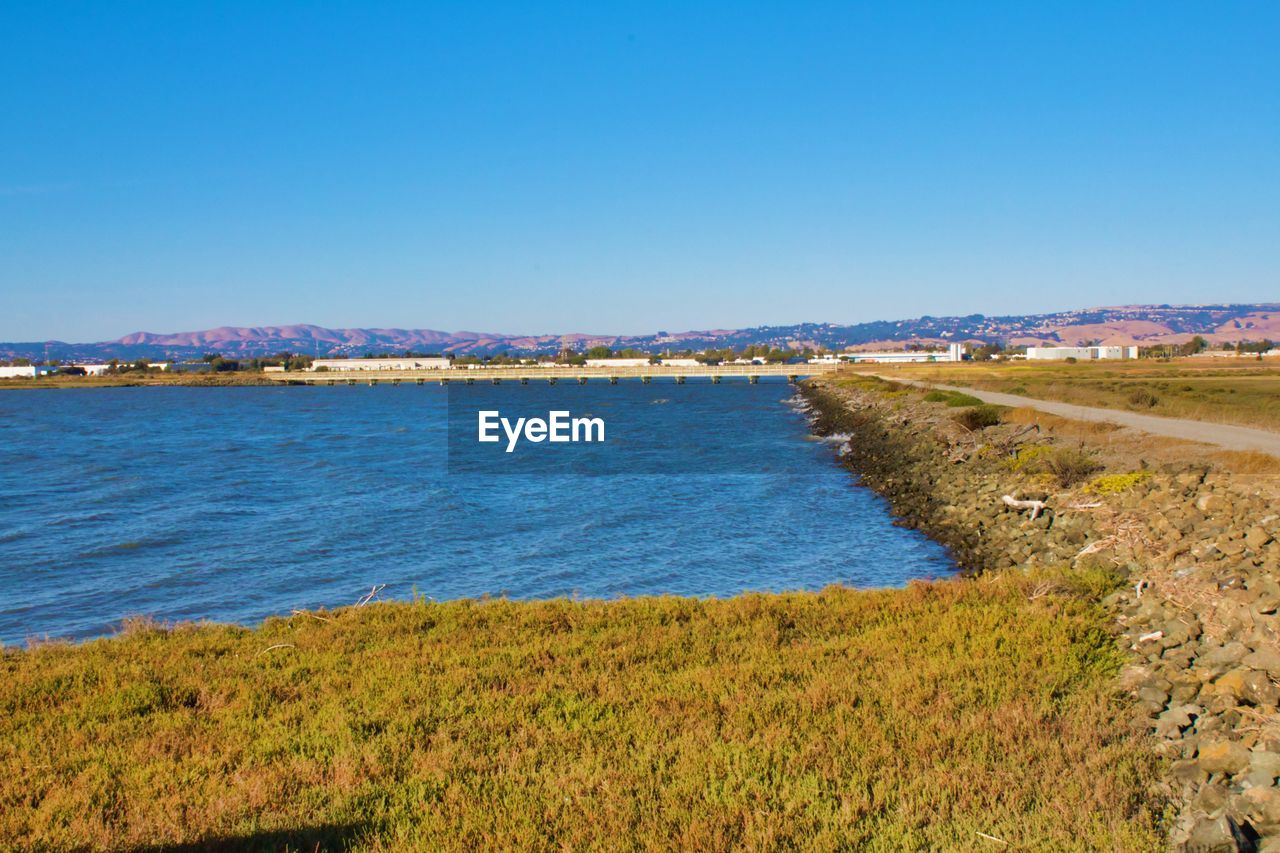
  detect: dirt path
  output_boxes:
[882,377,1280,455]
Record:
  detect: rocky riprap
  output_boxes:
[803,377,1280,851]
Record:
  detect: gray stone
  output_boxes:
[1244,646,1280,677]
[1170,757,1207,785]
[1241,785,1280,833]
[1198,493,1230,514]
[1252,750,1280,779]
[1157,703,1199,738]
[1247,527,1275,550]
[1201,642,1250,668]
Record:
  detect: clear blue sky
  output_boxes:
[2,2,1277,342]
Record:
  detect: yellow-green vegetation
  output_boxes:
[923,388,983,407]
[0,575,1166,851]
[1084,471,1154,495]
[1005,445,1100,487]
[1006,445,1055,474]
[875,360,1280,432]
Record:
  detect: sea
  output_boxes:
[0,381,955,644]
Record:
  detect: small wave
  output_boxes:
[650,398,670,405]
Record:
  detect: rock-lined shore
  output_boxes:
[803,376,1280,851]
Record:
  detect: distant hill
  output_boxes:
[3,303,1278,362]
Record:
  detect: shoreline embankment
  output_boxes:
[801,375,1280,849]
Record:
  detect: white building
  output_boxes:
[841,343,965,364]
[1026,346,1138,361]
[585,358,651,367]
[0,365,57,378]
[310,357,452,371]
[659,358,702,367]
[75,364,112,376]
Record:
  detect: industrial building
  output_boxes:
[1025,346,1138,361]
[311,357,452,371]
[585,358,651,368]
[0,365,57,378]
[839,343,965,364]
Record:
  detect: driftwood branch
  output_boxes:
[291,609,334,623]
[1001,494,1047,520]
[356,584,387,607]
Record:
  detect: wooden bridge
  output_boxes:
[259,363,841,386]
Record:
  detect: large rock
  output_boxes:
[1241,786,1280,834]
[1247,527,1275,550]
[1199,740,1251,775]
[1244,646,1280,677]
[1200,642,1251,673]
[1214,668,1280,707]
[1197,493,1230,515]
[1252,750,1280,781]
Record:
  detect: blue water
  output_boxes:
[0,383,954,644]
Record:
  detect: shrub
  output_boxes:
[1084,471,1153,495]
[944,392,984,407]
[953,405,1003,431]
[1043,448,1100,487]
[922,389,983,407]
[1064,357,1077,363]
[1006,445,1099,487]
[1126,389,1159,409]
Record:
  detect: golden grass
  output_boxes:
[0,575,1167,851]
[861,359,1280,432]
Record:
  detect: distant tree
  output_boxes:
[1179,336,1208,356]
[585,345,613,360]
[971,343,1004,362]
